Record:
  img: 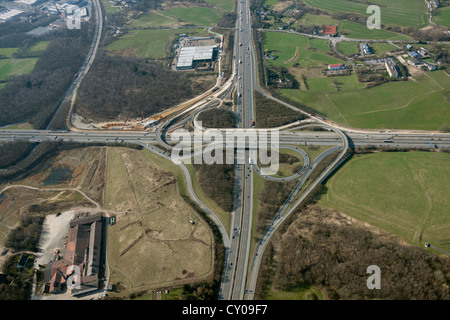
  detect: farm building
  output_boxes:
[43,213,104,296]
[385,59,399,78]
[328,63,346,70]
[324,25,337,36]
[408,51,421,58]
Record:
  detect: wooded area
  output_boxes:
[0,141,35,169]
[193,161,235,213]
[256,180,296,235]
[0,27,92,128]
[259,205,450,300]
[255,92,305,128]
[5,215,45,253]
[74,53,216,121]
[197,107,236,128]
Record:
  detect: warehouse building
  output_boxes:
[43,213,104,296]
[176,45,218,70]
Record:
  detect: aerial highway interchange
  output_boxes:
[0,0,449,302]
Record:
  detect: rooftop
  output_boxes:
[324,25,337,35]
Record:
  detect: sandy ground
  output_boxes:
[34,210,76,267]
[70,113,99,130]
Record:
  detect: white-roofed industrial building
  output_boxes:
[176,45,218,70]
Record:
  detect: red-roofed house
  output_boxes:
[324,25,337,36]
[328,63,346,70]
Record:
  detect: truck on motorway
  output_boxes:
[383,140,393,143]
[250,120,254,127]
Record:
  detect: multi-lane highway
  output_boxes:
[223,0,255,300]
[2,130,450,149]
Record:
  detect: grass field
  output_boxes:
[433,6,450,28]
[0,47,18,58]
[105,28,209,59]
[281,70,450,130]
[369,42,399,57]
[298,13,337,26]
[0,58,38,81]
[105,147,214,294]
[0,41,49,83]
[302,0,429,28]
[337,20,412,40]
[163,7,219,26]
[128,11,179,28]
[264,285,323,300]
[318,152,450,253]
[263,31,342,68]
[337,41,359,56]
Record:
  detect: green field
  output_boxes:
[281,70,450,130]
[204,0,235,13]
[337,41,359,55]
[128,11,179,28]
[299,13,337,26]
[0,47,18,58]
[369,42,399,56]
[265,285,323,300]
[105,28,209,59]
[0,41,48,83]
[302,0,429,28]
[101,0,120,14]
[163,7,219,26]
[319,152,450,253]
[0,58,38,81]
[433,6,450,28]
[337,20,412,40]
[263,31,343,68]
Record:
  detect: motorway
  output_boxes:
[2,130,450,149]
[222,0,255,300]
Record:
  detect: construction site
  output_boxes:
[98,77,226,131]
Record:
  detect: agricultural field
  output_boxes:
[318,151,450,253]
[302,0,429,28]
[263,31,343,68]
[280,69,450,130]
[298,13,337,26]
[337,20,412,40]
[161,7,219,26]
[433,6,450,28]
[128,11,180,28]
